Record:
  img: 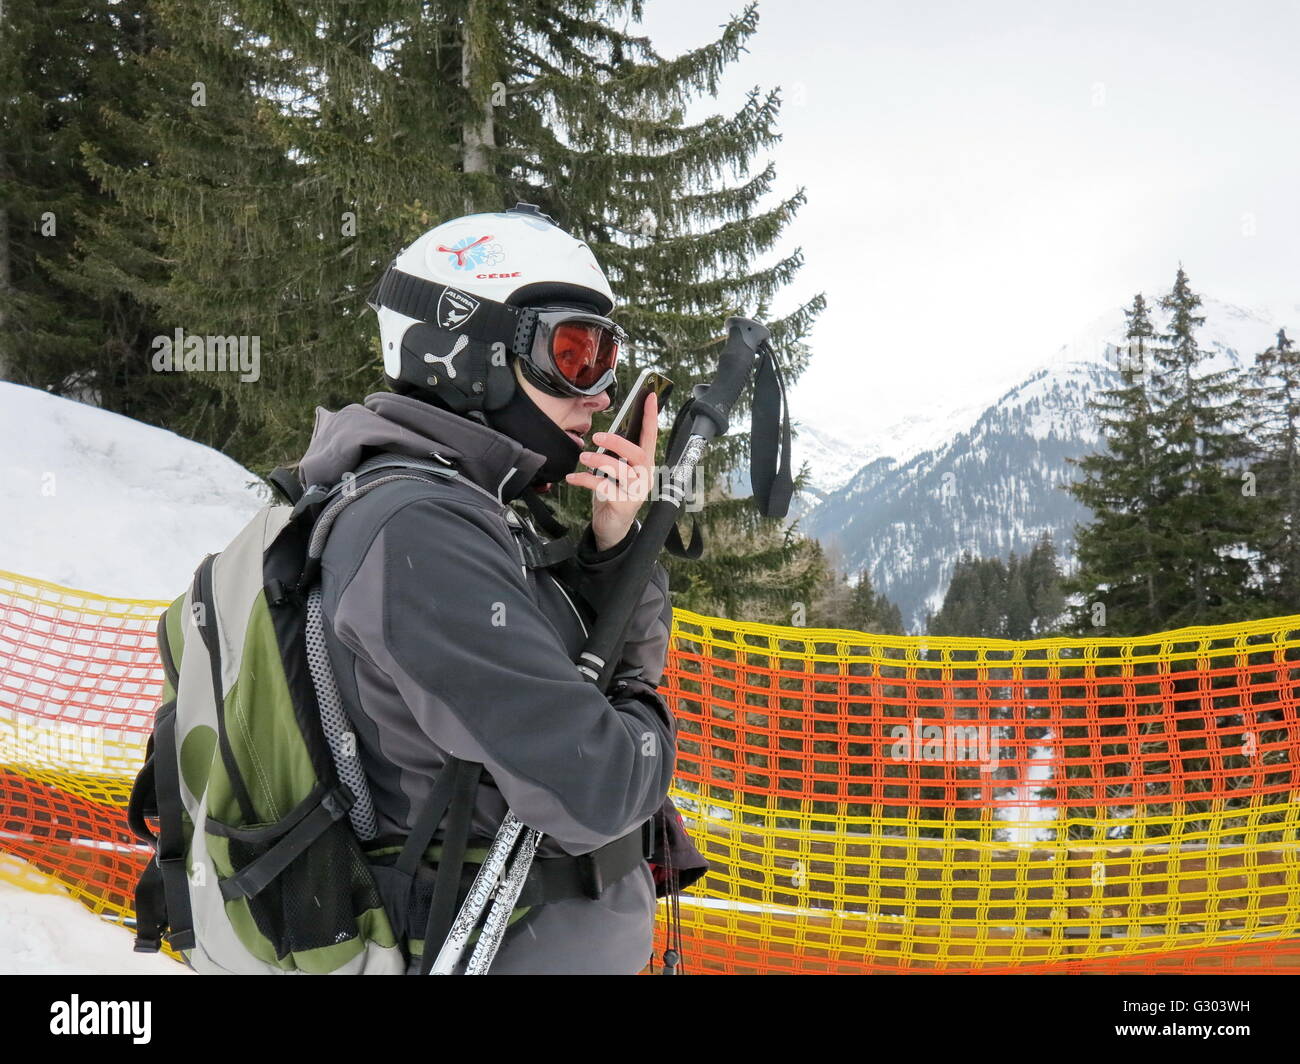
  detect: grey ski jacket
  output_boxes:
[298,392,676,974]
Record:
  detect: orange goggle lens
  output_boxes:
[551,321,621,389]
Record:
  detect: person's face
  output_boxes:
[513,360,611,447]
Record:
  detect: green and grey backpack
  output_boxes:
[127,454,482,974]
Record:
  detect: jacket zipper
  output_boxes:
[515,511,589,640]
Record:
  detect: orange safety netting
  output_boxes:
[2,567,1298,973]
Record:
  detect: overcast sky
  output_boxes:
[634,0,1300,445]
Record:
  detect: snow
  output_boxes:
[1035,295,1276,381]
[0,859,187,974]
[0,382,269,599]
[791,421,878,496]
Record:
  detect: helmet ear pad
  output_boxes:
[395,320,517,414]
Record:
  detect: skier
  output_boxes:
[295,203,696,974]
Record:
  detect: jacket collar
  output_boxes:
[297,391,547,504]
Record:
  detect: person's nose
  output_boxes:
[584,389,612,415]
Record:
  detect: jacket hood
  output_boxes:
[298,392,547,503]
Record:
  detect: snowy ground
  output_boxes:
[0,863,187,974]
[1,383,266,972]
[0,381,268,598]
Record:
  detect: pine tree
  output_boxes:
[846,567,903,634]
[928,551,1008,637]
[1004,551,1032,638]
[926,540,1063,639]
[79,0,824,611]
[1061,293,1164,635]
[0,0,213,428]
[801,541,904,634]
[1062,271,1256,841]
[1023,531,1065,633]
[1244,327,1300,611]
[1145,266,1254,627]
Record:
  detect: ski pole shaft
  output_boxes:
[428,811,526,975]
[464,826,542,974]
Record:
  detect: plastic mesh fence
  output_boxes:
[2,568,1297,973]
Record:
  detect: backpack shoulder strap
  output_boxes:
[294,453,461,593]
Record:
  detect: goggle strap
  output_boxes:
[371,265,523,349]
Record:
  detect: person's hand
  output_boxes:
[565,391,658,551]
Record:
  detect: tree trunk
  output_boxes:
[460,0,495,190]
[0,0,11,382]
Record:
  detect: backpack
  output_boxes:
[125,455,449,972]
[127,453,654,974]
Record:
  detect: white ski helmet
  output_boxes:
[368,203,618,418]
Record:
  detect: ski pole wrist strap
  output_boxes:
[660,337,794,530]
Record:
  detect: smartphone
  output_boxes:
[593,368,674,477]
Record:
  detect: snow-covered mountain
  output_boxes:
[738,388,1007,525]
[802,298,1284,632]
[791,392,1008,502]
[789,422,878,499]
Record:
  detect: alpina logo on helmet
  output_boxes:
[437,235,504,271]
[437,288,480,330]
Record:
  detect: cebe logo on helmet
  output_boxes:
[368,203,623,419]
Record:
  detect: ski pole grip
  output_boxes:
[691,317,771,437]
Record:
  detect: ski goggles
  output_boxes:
[514,307,626,399]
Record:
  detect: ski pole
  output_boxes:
[427,811,527,975]
[464,824,542,973]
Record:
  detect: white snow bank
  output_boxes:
[0,865,187,974]
[0,382,269,599]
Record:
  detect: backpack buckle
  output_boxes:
[322,784,355,820]
[577,853,604,900]
[291,484,331,519]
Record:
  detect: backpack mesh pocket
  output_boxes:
[209,802,390,964]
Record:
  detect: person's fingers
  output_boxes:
[565,469,621,501]
[639,391,658,453]
[577,451,631,479]
[592,424,650,463]
[575,452,649,500]
[592,437,647,470]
